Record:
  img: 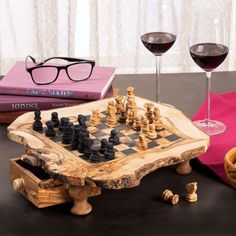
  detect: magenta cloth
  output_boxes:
[192,91,236,184]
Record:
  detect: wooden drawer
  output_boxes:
[10,156,71,208]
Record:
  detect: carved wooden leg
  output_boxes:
[176,160,192,175]
[68,184,101,215]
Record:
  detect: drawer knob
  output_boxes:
[12,178,25,192]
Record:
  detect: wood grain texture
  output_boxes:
[8,97,209,189]
[224,147,236,188]
[10,157,71,208]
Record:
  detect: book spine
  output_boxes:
[0,87,101,100]
[0,101,85,112]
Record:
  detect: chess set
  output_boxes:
[8,87,209,215]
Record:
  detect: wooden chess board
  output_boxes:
[8,96,209,215]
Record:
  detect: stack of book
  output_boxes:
[0,62,116,124]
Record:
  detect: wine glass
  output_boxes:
[189,11,229,135]
[140,0,177,103]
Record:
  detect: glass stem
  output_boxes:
[155,56,161,103]
[205,71,211,124]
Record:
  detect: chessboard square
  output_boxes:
[101,117,107,123]
[157,138,171,145]
[122,148,137,155]
[115,152,126,158]
[88,126,97,133]
[128,132,140,140]
[120,129,136,136]
[92,130,107,138]
[93,139,101,146]
[102,128,113,135]
[148,141,159,149]
[115,124,127,131]
[95,124,109,129]
[114,144,130,152]
[127,141,136,147]
[120,136,132,143]
[157,129,172,137]
[165,133,181,142]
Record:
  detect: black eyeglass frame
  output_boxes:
[25,55,96,85]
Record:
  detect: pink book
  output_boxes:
[0,86,114,112]
[0,62,116,100]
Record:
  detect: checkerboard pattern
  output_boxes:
[42,111,183,163]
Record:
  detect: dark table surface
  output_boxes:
[1,72,236,236]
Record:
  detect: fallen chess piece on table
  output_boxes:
[162,189,179,205]
[185,182,198,203]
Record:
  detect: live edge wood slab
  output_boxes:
[8,96,209,215]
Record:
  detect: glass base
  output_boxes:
[194,119,227,136]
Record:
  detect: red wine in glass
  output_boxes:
[190,43,229,71]
[141,32,176,56]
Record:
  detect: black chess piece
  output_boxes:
[89,147,101,163]
[33,108,43,131]
[78,114,87,128]
[83,137,94,158]
[45,121,56,137]
[77,132,87,152]
[109,129,120,145]
[104,142,115,160]
[70,127,80,150]
[62,125,73,144]
[51,112,60,127]
[99,139,108,154]
[59,117,68,131]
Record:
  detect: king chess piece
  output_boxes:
[33,108,43,131]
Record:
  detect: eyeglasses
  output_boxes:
[25,55,95,85]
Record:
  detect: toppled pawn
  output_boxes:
[45,121,56,137]
[51,112,60,127]
[33,108,43,131]
[147,124,157,139]
[185,182,198,203]
[99,139,108,154]
[109,129,120,145]
[104,142,115,160]
[89,147,102,163]
[162,189,179,206]
[136,135,147,150]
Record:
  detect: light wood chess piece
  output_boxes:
[89,109,101,126]
[162,189,179,205]
[147,124,157,139]
[141,118,149,134]
[136,134,148,150]
[126,86,135,96]
[153,106,163,130]
[126,109,135,126]
[144,103,154,124]
[185,182,198,203]
[115,96,125,114]
[126,87,137,113]
[107,100,117,125]
[133,115,142,131]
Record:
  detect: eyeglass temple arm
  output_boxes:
[25,55,37,69]
[38,57,95,66]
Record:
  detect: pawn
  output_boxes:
[132,115,142,131]
[51,112,60,127]
[109,129,120,145]
[147,124,157,139]
[45,121,56,137]
[33,108,43,131]
[136,135,148,150]
[99,139,108,154]
[104,142,115,160]
[185,182,198,203]
[141,118,149,134]
[162,189,179,205]
[89,147,101,163]
[83,137,94,158]
[126,109,134,126]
